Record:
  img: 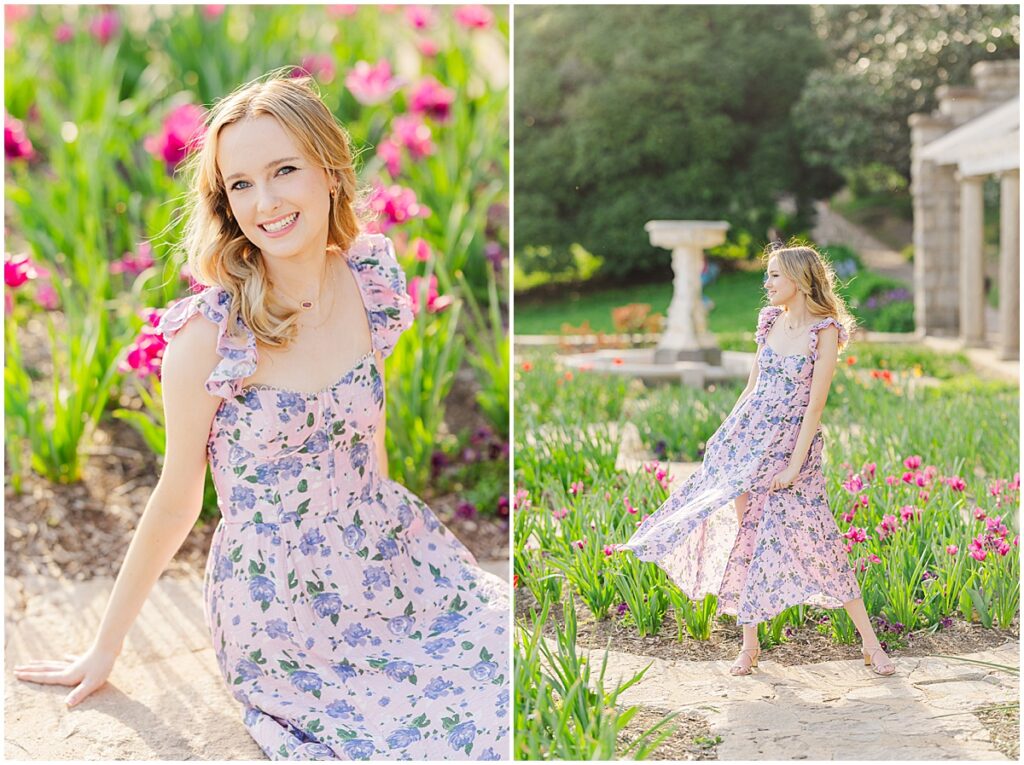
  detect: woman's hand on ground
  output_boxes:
[768,465,800,492]
[13,645,118,707]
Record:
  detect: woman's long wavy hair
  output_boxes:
[763,239,856,352]
[174,69,361,348]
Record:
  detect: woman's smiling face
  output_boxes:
[217,114,334,261]
[764,255,799,306]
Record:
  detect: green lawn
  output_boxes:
[514,270,766,335]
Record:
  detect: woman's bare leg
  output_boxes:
[843,597,895,673]
[731,493,760,673]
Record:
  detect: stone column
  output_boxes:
[644,220,729,364]
[909,112,959,336]
[958,173,986,347]
[998,169,1020,360]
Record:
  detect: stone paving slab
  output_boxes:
[5,559,509,760]
[569,640,1018,760]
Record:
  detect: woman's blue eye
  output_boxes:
[230,165,297,191]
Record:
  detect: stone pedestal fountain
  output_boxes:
[561,220,754,387]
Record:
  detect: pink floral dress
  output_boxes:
[157,234,508,761]
[620,306,861,624]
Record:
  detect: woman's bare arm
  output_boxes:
[14,313,222,706]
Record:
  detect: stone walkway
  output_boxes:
[5,559,508,760]
[812,200,914,287]
[577,640,1019,760]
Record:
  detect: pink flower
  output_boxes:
[914,472,927,487]
[326,5,359,17]
[5,112,35,160]
[345,60,400,106]
[34,281,59,310]
[391,115,434,159]
[842,474,864,494]
[408,76,455,122]
[885,475,898,486]
[903,455,922,470]
[1011,473,1020,491]
[376,137,402,176]
[859,494,869,507]
[202,5,225,19]
[4,5,31,23]
[843,526,868,544]
[863,462,876,480]
[876,514,898,539]
[551,506,567,520]
[901,471,914,484]
[918,490,930,503]
[54,23,74,43]
[407,274,453,315]
[404,5,435,28]
[946,476,966,492]
[144,103,207,174]
[110,242,155,277]
[968,536,987,562]
[512,488,530,511]
[409,237,432,262]
[119,323,168,378]
[88,11,120,45]
[5,252,41,288]
[603,544,615,557]
[868,553,882,565]
[924,465,939,480]
[899,505,920,523]
[454,4,493,29]
[945,544,958,556]
[294,54,336,84]
[416,38,440,58]
[569,481,584,496]
[623,497,637,515]
[996,539,1011,556]
[572,539,585,550]
[366,184,431,231]
[973,506,987,521]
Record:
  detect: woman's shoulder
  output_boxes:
[754,305,783,344]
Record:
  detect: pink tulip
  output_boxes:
[54,23,74,43]
[4,5,30,23]
[5,252,41,287]
[903,455,922,470]
[408,76,455,122]
[842,474,864,494]
[603,544,615,557]
[868,553,882,565]
[946,476,966,492]
[416,38,440,58]
[918,490,930,503]
[885,475,898,486]
[968,537,987,562]
[569,481,584,496]
[5,111,34,160]
[878,513,898,535]
[973,506,987,521]
[202,5,225,19]
[513,488,530,511]
[120,324,168,378]
[366,183,431,232]
[1011,473,1020,491]
[407,274,452,315]
[454,4,494,29]
[843,526,868,544]
[34,281,59,310]
[863,462,876,480]
[572,539,585,550]
[623,497,637,515]
[88,11,120,45]
[924,465,939,480]
[295,54,336,83]
[404,5,435,28]
[551,506,568,520]
[858,494,869,507]
[914,472,928,487]
[345,60,400,105]
[901,471,914,484]
[110,242,155,276]
[946,544,958,555]
[376,137,402,177]
[409,237,432,262]
[326,5,359,17]
[391,114,434,159]
[842,510,856,523]
[144,103,207,174]
[899,505,920,523]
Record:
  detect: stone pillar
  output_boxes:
[644,220,730,364]
[909,112,959,335]
[958,173,986,347]
[998,169,1020,360]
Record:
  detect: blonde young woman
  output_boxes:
[15,72,509,760]
[620,241,896,677]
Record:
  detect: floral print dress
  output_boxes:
[620,306,861,624]
[157,234,509,761]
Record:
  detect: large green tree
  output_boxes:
[794,5,1020,188]
[515,5,827,279]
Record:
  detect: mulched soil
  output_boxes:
[514,588,1018,666]
[974,703,1020,761]
[5,415,507,584]
[616,704,720,761]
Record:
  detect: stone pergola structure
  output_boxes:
[909,60,1019,360]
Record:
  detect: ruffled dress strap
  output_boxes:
[346,233,415,359]
[754,305,783,347]
[807,316,849,362]
[156,286,258,400]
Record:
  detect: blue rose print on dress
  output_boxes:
[155,234,509,760]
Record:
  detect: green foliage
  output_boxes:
[515,5,828,279]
